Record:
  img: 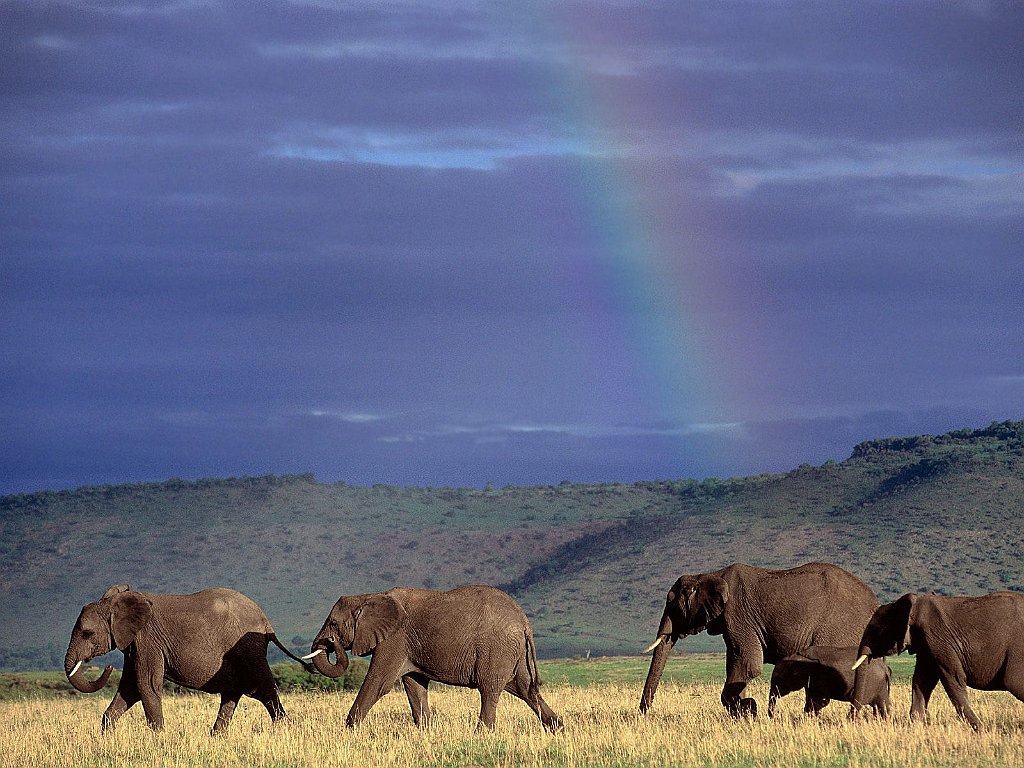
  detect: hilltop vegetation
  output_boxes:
[1,421,1023,669]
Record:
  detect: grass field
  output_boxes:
[4,656,1024,767]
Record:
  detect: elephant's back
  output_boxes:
[407,585,530,641]
[765,562,877,608]
[444,585,529,623]
[155,588,273,635]
[748,563,878,656]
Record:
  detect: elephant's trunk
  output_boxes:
[65,656,113,693]
[851,653,874,712]
[309,638,349,679]
[639,634,675,714]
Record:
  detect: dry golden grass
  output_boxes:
[3,680,1024,767]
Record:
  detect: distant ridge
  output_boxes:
[2,421,1022,668]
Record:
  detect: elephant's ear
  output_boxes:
[798,646,845,667]
[101,584,132,599]
[686,574,729,635]
[351,594,407,656]
[894,593,917,653]
[783,650,819,664]
[109,592,153,650]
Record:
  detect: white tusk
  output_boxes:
[851,654,869,671]
[641,638,663,654]
[300,649,325,661]
[68,660,83,677]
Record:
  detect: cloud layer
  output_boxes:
[2,0,1022,492]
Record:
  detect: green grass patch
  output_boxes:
[3,654,918,700]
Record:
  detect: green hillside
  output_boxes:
[2,421,1022,669]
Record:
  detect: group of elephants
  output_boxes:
[64,562,1024,735]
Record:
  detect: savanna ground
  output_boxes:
[4,656,1024,767]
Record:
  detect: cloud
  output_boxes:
[309,410,388,424]
[1,0,1022,494]
[267,126,590,170]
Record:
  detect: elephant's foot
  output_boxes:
[726,697,758,718]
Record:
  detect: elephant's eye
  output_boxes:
[81,629,94,639]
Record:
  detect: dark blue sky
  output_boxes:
[2,1,1022,494]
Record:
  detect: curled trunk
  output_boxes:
[66,662,113,693]
[639,636,674,713]
[310,638,349,679]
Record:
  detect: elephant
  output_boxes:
[853,591,1024,730]
[767,645,890,718]
[64,585,310,734]
[640,562,878,717]
[306,584,561,731]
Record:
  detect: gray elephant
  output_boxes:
[640,562,878,716]
[64,585,309,734]
[306,584,561,731]
[768,645,890,717]
[854,591,1024,730]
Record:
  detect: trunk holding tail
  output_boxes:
[310,638,350,678]
[269,633,315,672]
[65,658,113,693]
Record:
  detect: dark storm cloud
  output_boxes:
[2,0,1022,493]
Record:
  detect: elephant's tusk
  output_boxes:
[641,638,663,654]
[68,660,83,677]
[301,649,326,661]
[851,654,869,671]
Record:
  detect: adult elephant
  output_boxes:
[64,585,310,734]
[853,591,1024,730]
[640,562,878,716]
[306,584,561,731]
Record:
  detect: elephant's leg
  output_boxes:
[801,688,814,715]
[212,692,241,735]
[807,696,829,715]
[101,673,141,733]
[346,653,403,727]
[251,661,287,723]
[402,673,431,727]
[721,641,761,717]
[532,691,561,733]
[133,654,166,731]
[261,691,287,723]
[910,656,940,724]
[138,687,165,731]
[938,673,981,731]
[504,663,562,732]
[476,687,501,730]
[1003,656,1024,705]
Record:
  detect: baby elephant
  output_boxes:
[65,585,309,734]
[307,584,561,731]
[768,645,890,717]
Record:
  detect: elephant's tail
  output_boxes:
[269,633,316,673]
[525,629,543,701]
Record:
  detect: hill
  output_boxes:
[1,420,1022,669]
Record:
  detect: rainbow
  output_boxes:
[537,10,743,465]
